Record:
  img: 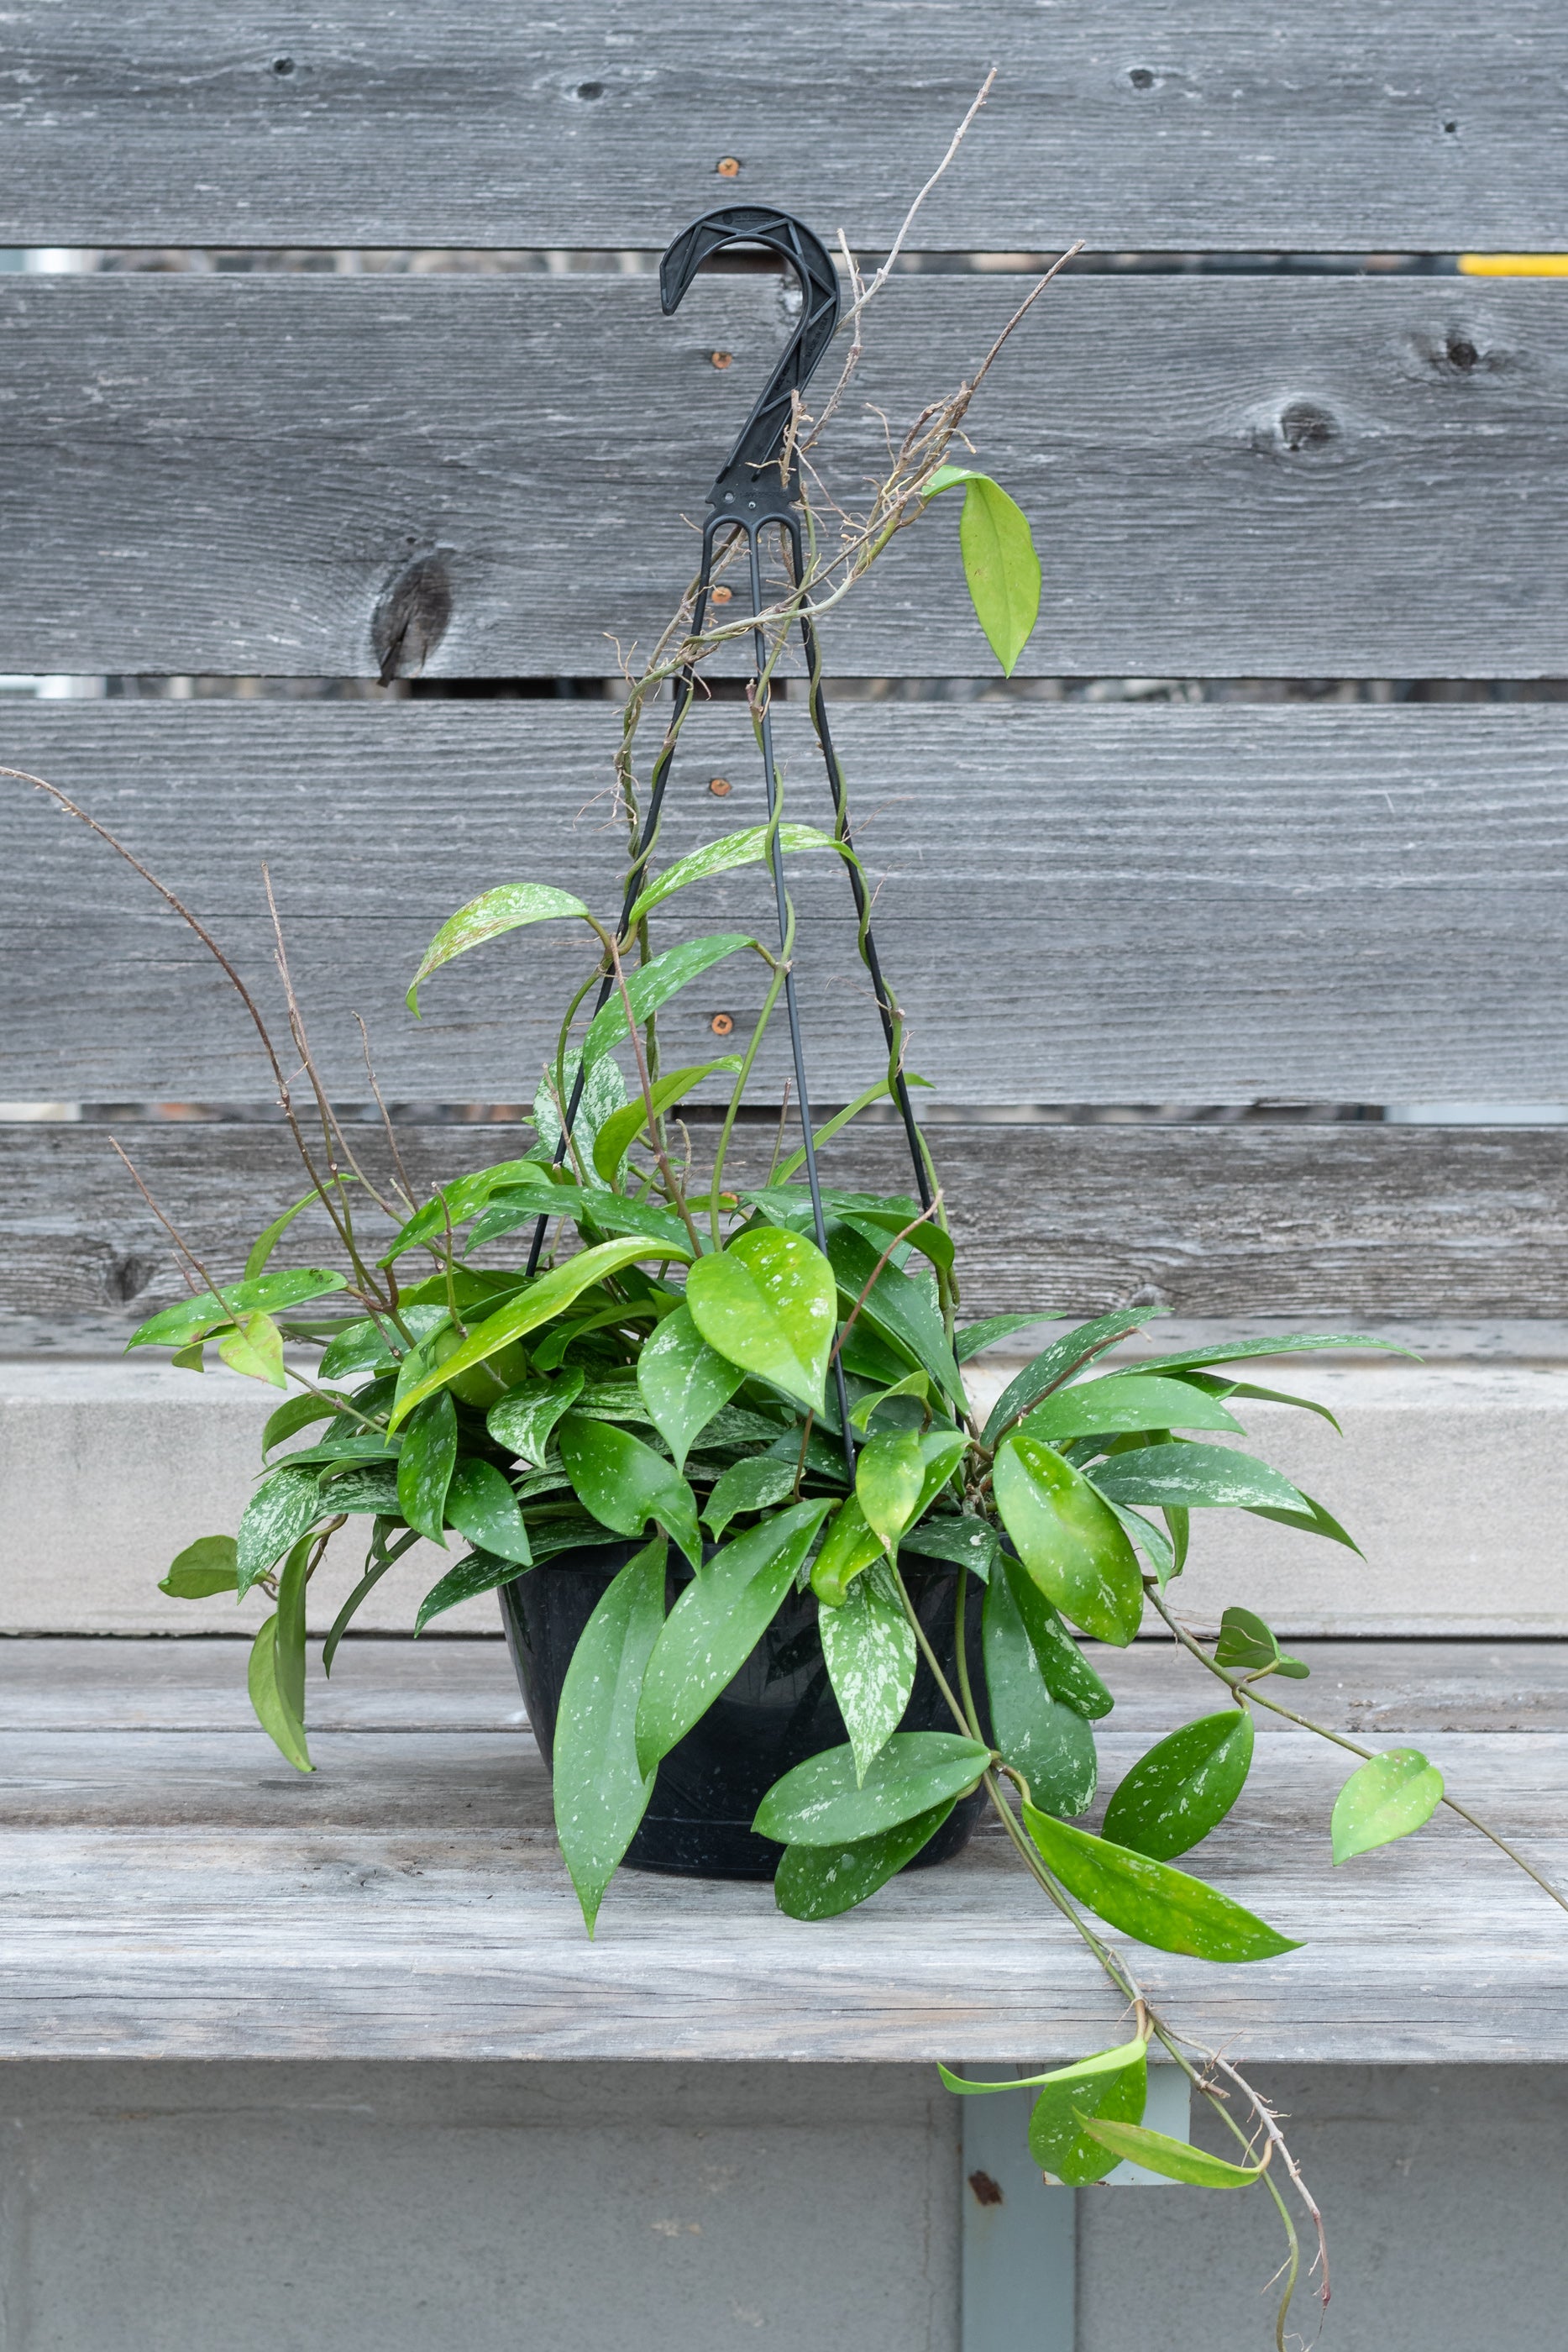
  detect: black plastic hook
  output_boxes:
[660,205,841,509]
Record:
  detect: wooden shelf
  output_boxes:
[6,1639,1566,2066]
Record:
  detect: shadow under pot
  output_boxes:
[500,1538,988,1880]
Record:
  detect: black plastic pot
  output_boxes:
[500,1539,987,1879]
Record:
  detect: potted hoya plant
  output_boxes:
[24,172,1564,2346]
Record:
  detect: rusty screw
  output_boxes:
[711,585,732,605]
[708,776,732,796]
[716,156,742,178]
[710,349,732,370]
[709,1012,736,1037]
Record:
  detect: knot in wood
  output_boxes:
[372,550,453,684]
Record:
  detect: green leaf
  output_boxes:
[247,1614,312,1772]
[445,1456,532,1565]
[1076,2117,1265,2189]
[848,1370,931,1433]
[1030,2041,1150,2185]
[774,1799,956,1920]
[626,826,838,928]
[1331,1748,1445,1865]
[217,1308,287,1389]
[128,1268,348,1352]
[1023,1805,1300,1961]
[981,1309,1166,1446]
[243,1181,355,1283]
[993,1433,1144,1647]
[380,1158,550,1263]
[317,1304,448,1383]
[387,1237,678,1429]
[634,1499,834,1775]
[938,2038,1149,2189]
[810,1492,889,1607]
[159,1534,239,1599]
[475,1181,695,1263]
[685,1226,836,1418]
[1001,1558,1114,1719]
[315,1462,401,1517]
[755,1730,991,1846]
[406,882,593,1014]
[1024,1374,1244,1445]
[396,1390,459,1544]
[1130,1333,1419,1378]
[592,1059,742,1182]
[854,1425,927,1554]
[262,1390,343,1455]
[581,933,758,1067]
[825,1221,964,1408]
[323,1522,417,1672]
[769,1075,935,1186]
[924,467,1041,676]
[1105,1501,1178,1588]
[236,1466,324,1597]
[1178,1369,1343,1434]
[636,1301,742,1469]
[703,1454,799,1541]
[558,1414,702,1567]
[553,1536,669,1933]
[1247,1488,1363,1557]
[899,1513,1000,1581]
[1214,1605,1310,1681]
[532,1048,627,1177]
[983,1555,1099,1815]
[1090,1441,1311,1515]
[414,1546,530,1635]
[955,1313,1051,1363]
[487,1369,586,1467]
[1102,1710,1255,1860]
[820,1560,916,1782]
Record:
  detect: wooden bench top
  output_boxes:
[5,1637,1565,2066]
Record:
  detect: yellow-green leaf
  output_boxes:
[406,883,593,1014]
[1331,1748,1445,1865]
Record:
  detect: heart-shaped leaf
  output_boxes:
[685,1226,836,1417]
[993,1433,1144,1647]
[1024,1805,1299,1962]
[406,883,592,1014]
[774,1799,956,1920]
[159,1534,239,1600]
[754,1730,991,1846]
[1331,1748,1445,1864]
[1102,1709,1255,1860]
[218,1310,286,1389]
[553,1536,669,1933]
[635,1499,834,1776]
[820,1561,916,1782]
[637,1302,743,1469]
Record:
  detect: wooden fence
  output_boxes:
[2,7,1565,1352]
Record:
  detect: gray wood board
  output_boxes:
[1,7,1564,252]
[4,1116,1565,1351]
[0,275,1565,675]
[11,1634,1568,1735]
[4,1641,1566,2060]
[8,701,1568,1104]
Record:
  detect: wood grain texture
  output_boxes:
[0,274,1565,676]
[8,701,1568,1105]
[4,1117,1566,1351]
[0,6,1562,251]
[4,1642,1565,2061]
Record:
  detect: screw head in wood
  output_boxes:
[708,777,732,796]
[709,1012,736,1037]
[716,156,742,178]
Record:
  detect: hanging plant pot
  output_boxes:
[499,1543,985,1878]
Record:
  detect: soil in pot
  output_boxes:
[500,1540,987,1879]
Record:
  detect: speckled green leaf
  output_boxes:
[1102,1710,1254,1860]
[820,1562,916,1782]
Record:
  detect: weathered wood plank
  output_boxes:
[8,701,1568,1105]
[0,275,1564,675]
[3,1118,1565,1351]
[10,1634,1568,1736]
[5,1640,1566,2060]
[0,6,1563,252]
